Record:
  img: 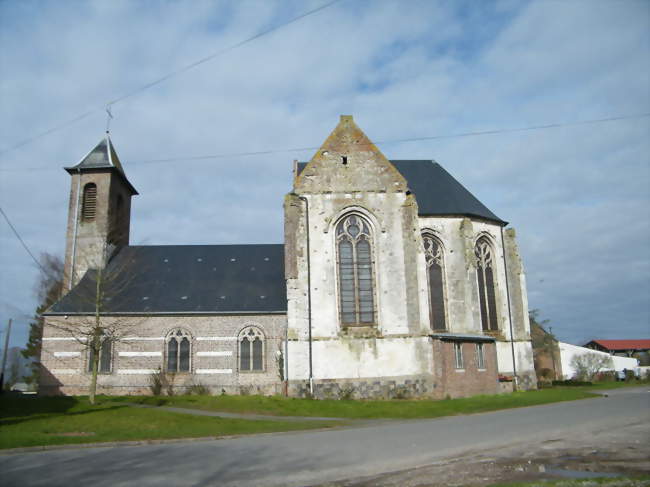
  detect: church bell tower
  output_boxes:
[62,133,138,291]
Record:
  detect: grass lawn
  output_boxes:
[0,395,341,450]
[114,387,602,419]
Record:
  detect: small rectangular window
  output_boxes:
[454,343,464,369]
[476,343,485,369]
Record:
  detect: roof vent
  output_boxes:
[230,258,236,262]
[181,296,188,300]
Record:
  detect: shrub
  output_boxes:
[570,353,613,381]
[149,369,164,396]
[552,379,592,386]
[189,383,210,395]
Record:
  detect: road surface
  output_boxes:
[1,388,648,487]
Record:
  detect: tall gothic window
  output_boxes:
[88,336,112,374]
[423,234,446,331]
[475,237,499,332]
[336,214,375,325]
[82,183,97,221]
[166,329,191,373]
[239,327,264,372]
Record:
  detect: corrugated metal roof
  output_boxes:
[47,244,286,314]
[297,160,505,224]
[585,339,650,351]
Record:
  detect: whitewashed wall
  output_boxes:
[559,341,639,379]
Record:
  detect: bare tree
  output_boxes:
[47,243,142,404]
[570,352,613,381]
[22,253,64,387]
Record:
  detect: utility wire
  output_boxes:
[0,206,47,275]
[1,112,647,172]
[0,0,341,157]
[130,112,650,165]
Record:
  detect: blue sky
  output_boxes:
[0,0,648,349]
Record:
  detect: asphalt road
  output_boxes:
[1,388,648,487]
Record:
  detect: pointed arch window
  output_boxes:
[239,327,264,372]
[88,335,112,374]
[336,214,375,325]
[166,329,191,372]
[82,183,97,221]
[423,234,447,331]
[475,237,499,332]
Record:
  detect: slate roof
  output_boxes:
[47,244,286,314]
[65,135,138,195]
[297,160,505,224]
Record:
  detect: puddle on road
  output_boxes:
[546,468,622,479]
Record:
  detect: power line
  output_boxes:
[1,112,647,172]
[0,0,341,157]
[130,112,650,165]
[0,206,47,275]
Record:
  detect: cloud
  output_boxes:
[0,0,648,348]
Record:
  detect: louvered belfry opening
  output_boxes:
[423,234,446,331]
[475,237,499,332]
[82,183,97,221]
[336,214,375,326]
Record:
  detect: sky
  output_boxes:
[0,0,648,350]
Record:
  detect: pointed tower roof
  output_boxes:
[65,134,138,194]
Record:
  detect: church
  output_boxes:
[41,115,537,399]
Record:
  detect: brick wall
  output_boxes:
[40,314,286,396]
[432,339,498,399]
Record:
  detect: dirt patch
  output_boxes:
[48,432,96,437]
[317,421,650,486]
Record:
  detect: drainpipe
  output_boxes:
[298,195,314,396]
[69,169,82,290]
[284,309,289,396]
[501,226,518,390]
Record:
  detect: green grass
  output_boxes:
[113,387,600,419]
[0,395,341,450]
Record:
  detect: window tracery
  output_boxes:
[166,329,191,373]
[239,327,264,372]
[423,234,446,331]
[336,214,375,325]
[475,237,499,332]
